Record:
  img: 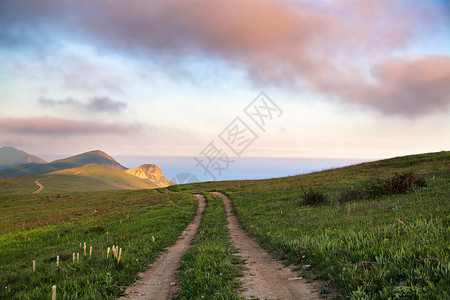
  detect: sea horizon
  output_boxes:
[39,154,372,183]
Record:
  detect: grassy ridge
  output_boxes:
[177,151,449,298]
[176,193,243,299]
[0,190,197,299]
[0,164,160,195]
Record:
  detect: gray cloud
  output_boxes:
[38,97,126,114]
[0,117,137,135]
[1,0,450,117]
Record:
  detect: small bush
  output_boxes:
[363,172,427,198]
[389,172,427,194]
[338,188,367,203]
[301,187,327,205]
[363,178,390,197]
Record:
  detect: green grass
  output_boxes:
[0,189,198,299]
[176,151,450,299]
[176,193,243,299]
[1,151,448,299]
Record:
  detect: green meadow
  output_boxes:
[0,151,449,299]
[0,189,197,299]
[174,151,450,298]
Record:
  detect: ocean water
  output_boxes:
[115,156,371,183]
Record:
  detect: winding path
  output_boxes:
[213,192,320,300]
[121,194,206,300]
[32,178,45,194]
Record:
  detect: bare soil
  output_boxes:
[120,194,206,300]
[32,178,44,194]
[32,175,53,194]
[213,192,321,300]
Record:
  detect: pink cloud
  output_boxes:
[363,55,450,115]
[1,0,449,116]
[79,0,450,116]
[0,117,138,135]
[303,55,450,116]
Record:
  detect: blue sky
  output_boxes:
[0,0,449,165]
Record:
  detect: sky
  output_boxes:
[0,0,449,180]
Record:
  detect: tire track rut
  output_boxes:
[121,194,206,300]
[213,192,320,300]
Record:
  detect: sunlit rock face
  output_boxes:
[125,164,173,187]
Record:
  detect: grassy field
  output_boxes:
[0,189,197,299]
[172,151,450,299]
[176,193,243,299]
[1,151,448,299]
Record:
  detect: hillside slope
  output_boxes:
[171,150,450,298]
[0,150,125,178]
[0,146,47,169]
[45,164,159,192]
[0,163,161,194]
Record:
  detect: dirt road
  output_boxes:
[32,178,45,194]
[213,192,320,300]
[120,194,206,300]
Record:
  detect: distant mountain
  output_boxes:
[125,164,173,187]
[0,146,47,169]
[0,150,125,178]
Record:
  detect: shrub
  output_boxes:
[363,172,427,198]
[389,172,427,194]
[338,188,367,203]
[363,178,390,197]
[300,187,327,205]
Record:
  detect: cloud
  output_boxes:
[1,0,449,116]
[38,97,127,114]
[356,55,450,116]
[0,117,137,135]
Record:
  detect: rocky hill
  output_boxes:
[125,164,173,187]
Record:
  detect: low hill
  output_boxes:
[0,150,125,178]
[125,164,173,187]
[0,146,47,169]
[46,163,160,191]
[0,163,58,178]
[49,150,126,170]
[0,163,161,194]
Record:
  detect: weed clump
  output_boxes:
[363,178,390,197]
[87,225,106,233]
[58,251,71,261]
[338,188,367,203]
[300,187,327,205]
